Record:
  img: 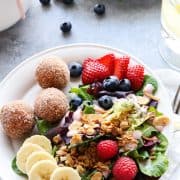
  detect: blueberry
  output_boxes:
[103,76,120,92]
[63,0,74,4]
[39,0,50,5]
[68,62,82,78]
[69,96,83,110]
[118,79,131,91]
[98,95,113,110]
[94,4,105,15]
[60,22,72,33]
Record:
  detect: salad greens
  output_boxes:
[11,157,27,177]
[137,153,168,177]
[148,106,163,116]
[36,119,53,135]
[127,123,169,177]
[136,75,158,96]
[70,86,93,101]
[83,101,95,114]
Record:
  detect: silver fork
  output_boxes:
[172,85,180,114]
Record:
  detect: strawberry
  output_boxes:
[112,157,138,180]
[82,58,96,68]
[113,56,130,79]
[97,140,118,160]
[82,61,110,84]
[126,64,144,91]
[98,54,115,74]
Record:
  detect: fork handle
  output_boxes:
[173,113,180,132]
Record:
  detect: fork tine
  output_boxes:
[173,85,180,110]
[175,100,180,114]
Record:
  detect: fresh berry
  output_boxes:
[112,157,138,180]
[118,79,131,91]
[103,76,120,92]
[113,59,123,79]
[62,0,74,4]
[68,62,82,78]
[126,65,144,91]
[69,96,83,110]
[98,95,113,110]
[97,140,118,160]
[60,22,72,33]
[94,4,105,15]
[82,58,96,69]
[113,56,130,79]
[98,54,115,74]
[87,82,103,97]
[82,61,110,84]
[39,0,50,5]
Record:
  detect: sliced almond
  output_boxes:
[136,96,150,105]
[153,115,170,126]
[144,91,160,101]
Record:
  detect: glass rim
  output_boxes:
[170,0,180,6]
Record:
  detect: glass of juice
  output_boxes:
[159,0,180,71]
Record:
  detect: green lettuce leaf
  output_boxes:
[136,75,158,96]
[36,119,52,135]
[83,101,95,114]
[136,123,158,137]
[125,149,149,160]
[70,86,93,101]
[11,157,27,177]
[148,106,163,116]
[153,133,168,153]
[137,153,168,177]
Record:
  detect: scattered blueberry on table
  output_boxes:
[39,0,51,6]
[60,22,72,33]
[62,0,74,5]
[94,4,106,15]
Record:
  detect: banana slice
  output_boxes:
[29,160,58,180]
[25,151,57,174]
[50,167,81,180]
[23,135,52,153]
[16,143,44,174]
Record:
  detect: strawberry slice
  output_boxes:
[82,58,96,69]
[113,59,123,79]
[115,56,130,78]
[82,61,110,84]
[126,64,144,90]
[98,54,115,74]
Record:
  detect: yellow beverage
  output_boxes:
[161,0,180,38]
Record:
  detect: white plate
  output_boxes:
[0,43,174,179]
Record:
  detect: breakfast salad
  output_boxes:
[0,54,170,180]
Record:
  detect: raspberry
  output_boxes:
[112,157,138,180]
[97,140,118,160]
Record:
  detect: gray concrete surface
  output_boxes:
[0,0,167,80]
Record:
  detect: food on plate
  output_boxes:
[10,53,170,179]
[68,62,82,78]
[34,88,68,123]
[16,143,45,173]
[28,160,57,180]
[0,100,35,139]
[50,167,81,180]
[35,56,70,89]
[112,157,138,180]
[25,151,56,174]
[23,135,52,153]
